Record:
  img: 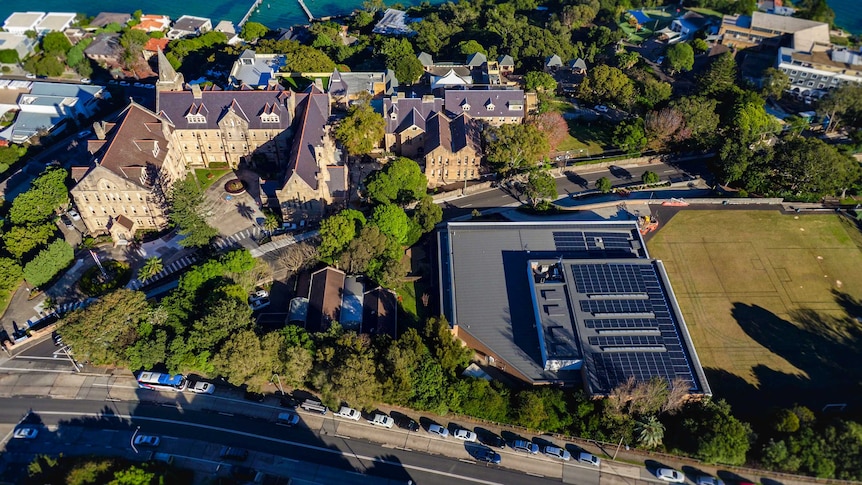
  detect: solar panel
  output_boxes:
[584,318,658,330]
[588,335,663,347]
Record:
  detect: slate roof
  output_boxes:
[84,33,122,57]
[424,112,481,155]
[418,52,434,67]
[329,69,396,98]
[443,89,525,119]
[545,54,563,68]
[498,55,515,67]
[82,103,174,184]
[89,12,131,28]
[157,86,295,131]
[363,287,397,338]
[172,15,211,33]
[466,52,487,67]
[283,85,330,190]
[384,95,444,135]
[307,267,345,334]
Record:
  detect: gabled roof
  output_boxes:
[498,55,515,67]
[284,86,330,190]
[424,112,481,156]
[89,12,131,28]
[158,86,294,130]
[82,102,174,185]
[363,287,397,338]
[443,88,526,119]
[569,58,587,70]
[84,33,122,57]
[545,54,563,67]
[384,95,444,135]
[307,266,346,334]
[466,52,487,67]
[418,52,434,67]
[144,38,170,52]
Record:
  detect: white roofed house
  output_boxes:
[327,69,398,107]
[167,15,212,40]
[372,9,417,37]
[227,49,287,89]
[3,12,46,35]
[5,82,107,144]
[0,32,38,61]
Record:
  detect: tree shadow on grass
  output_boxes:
[728,302,862,414]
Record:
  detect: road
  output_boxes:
[0,397,579,485]
[442,158,708,213]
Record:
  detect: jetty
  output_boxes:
[297,0,315,21]
[238,0,264,27]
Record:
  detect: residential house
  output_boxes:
[274,84,348,221]
[419,52,517,88]
[132,14,171,33]
[372,8,416,36]
[88,12,131,29]
[776,45,862,98]
[3,12,45,35]
[142,38,170,62]
[69,102,185,243]
[167,15,212,40]
[327,68,397,107]
[498,55,515,76]
[669,11,710,42]
[568,58,587,75]
[34,13,76,35]
[0,33,38,61]
[383,94,444,159]
[84,33,123,65]
[302,267,398,336]
[544,54,563,72]
[443,88,525,126]
[718,11,828,51]
[2,82,107,143]
[227,49,287,89]
[213,20,242,45]
[423,112,482,187]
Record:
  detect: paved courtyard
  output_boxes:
[202,170,266,239]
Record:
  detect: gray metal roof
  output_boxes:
[443,88,525,119]
[438,221,710,395]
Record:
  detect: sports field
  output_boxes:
[647,210,862,414]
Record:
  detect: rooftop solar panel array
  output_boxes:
[571,262,698,394]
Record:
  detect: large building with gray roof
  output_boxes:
[437,221,711,397]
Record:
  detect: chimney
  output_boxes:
[314,78,324,91]
[422,94,435,103]
[267,78,279,89]
[191,84,202,99]
[94,121,106,140]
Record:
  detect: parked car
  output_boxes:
[370,413,394,428]
[251,289,269,300]
[13,427,38,439]
[394,415,419,432]
[656,468,685,483]
[511,440,539,454]
[478,432,506,449]
[59,214,74,229]
[578,452,600,467]
[335,406,361,421]
[67,209,81,221]
[244,391,265,402]
[476,448,501,465]
[656,56,665,65]
[543,445,571,461]
[427,424,449,438]
[249,298,270,311]
[133,434,160,447]
[25,74,36,79]
[80,78,91,84]
[453,429,477,442]
[594,105,609,113]
[188,380,215,394]
[219,446,249,461]
[696,476,724,485]
[276,411,300,426]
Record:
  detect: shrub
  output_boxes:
[23,240,74,287]
[78,260,132,296]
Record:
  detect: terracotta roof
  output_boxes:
[283,86,330,190]
[144,38,169,52]
[115,214,135,230]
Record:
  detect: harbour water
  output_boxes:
[0,0,859,33]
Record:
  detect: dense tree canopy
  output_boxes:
[168,178,218,248]
[665,42,694,74]
[578,65,636,108]
[334,103,385,156]
[318,209,367,262]
[484,123,549,174]
[23,240,73,287]
[9,168,68,225]
[364,158,427,205]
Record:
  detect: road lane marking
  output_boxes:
[34,411,504,485]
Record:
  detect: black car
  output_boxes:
[279,395,298,408]
[394,415,419,432]
[219,446,248,461]
[476,448,501,465]
[478,432,506,449]
[244,391,265,403]
[59,214,74,229]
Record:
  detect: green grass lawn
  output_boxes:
[0,283,18,320]
[648,210,862,414]
[397,278,432,329]
[195,169,233,191]
[557,121,612,156]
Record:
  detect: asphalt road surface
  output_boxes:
[0,398,581,485]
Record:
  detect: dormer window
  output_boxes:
[152,142,160,157]
[508,103,523,111]
[261,113,280,123]
[186,114,206,123]
[461,103,471,111]
[389,110,397,120]
[486,103,495,111]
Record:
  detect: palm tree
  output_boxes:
[636,415,665,449]
[263,213,280,233]
[138,257,163,282]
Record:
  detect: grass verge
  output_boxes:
[195,169,233,191]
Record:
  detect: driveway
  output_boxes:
[202,171,266,239]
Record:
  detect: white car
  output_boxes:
[453,429,477,442]
[543,445,571,461]
[25,73,36,79]
[81,78,91,84]
[133,434,160,447]
[13,427,38,439]
[697,476,724,485]
[68,209,81,221]
[427,424,449,438]
[656,468,685,483]
[251,289,269,300]
[370,413,394,428]
[594,105,609,113]
[578,452,600,467]
[189,381,215,394]
[336,406,361,420]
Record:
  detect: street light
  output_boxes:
[130,426,140,454]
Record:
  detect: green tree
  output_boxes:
[524,71,558,92]
[578,65,636,107]
[364,157,427,205]
[733,96,781,141]
[675,399,752,466]
[761,67,790,100]
[638,76,672,109]
[284,44,336,72]
[414,13,460,54]
[212,329,281,391]
[0,49,19,63]
[820,83,862,132]
[119,29,149,66]
[168,178,218,248]
[370,203,410,245]
[379,38,424,84]
[765,136,860,199]
[66,45,85,67]
[411,196,442,233]
[24,54,66,77]
[699,52,737,96]
[637,415,665,449]
[0,144,26,169]
[126,329,167,371]
[23,240,73,287]
[3,222,56,260]
[318,209,366,262]
[9,168,68,225]
[524,170,557,206]
[772,408,801,433]
[334,102,385,157]
[484,123,549,174]
[670,96,721,147]
[187,298,254,353]
[240,22,269,42]
[613,118,647,153]
[137,257,163,281]
[262,212,280,233]
[424,316,471,377]
[641,171,660,185]
[595,176,612,193]
[665,42,694,74]
[797,0,834,24]
[457,40,486,56]
[616,50,640,70]
[692,38,709,53]
[41,32,72,55]
[60,289,149,366]
[108,465,157,485]
[514,388,573,432]
[341,225,393,275]
[0,258,23,293]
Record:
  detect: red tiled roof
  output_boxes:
[144,38,170,52]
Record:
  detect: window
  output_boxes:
[810,74,818,80]
[807,81,814,86]
[800,72,808,77]
[186,114,206,123]
[486,103,495,111]
[818,83,825,88]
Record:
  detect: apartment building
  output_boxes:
[423,112,482,187]
[777,45,862,98]
[718,11,828,51]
